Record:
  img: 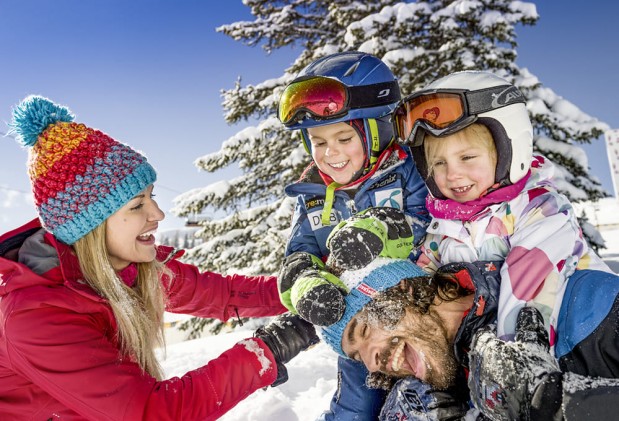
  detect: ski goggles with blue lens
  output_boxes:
[393,84,525,145]
[278,76,400,126]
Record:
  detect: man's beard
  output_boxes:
[367,308,459,390]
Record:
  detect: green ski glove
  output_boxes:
[278,252,348,326]
[327,207,414,270]
[291,269,349,326]
[278,252,325,313]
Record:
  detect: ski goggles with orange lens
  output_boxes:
[278,76,400,126]
[393,84,525,145]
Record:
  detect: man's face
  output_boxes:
[341,306,459,389]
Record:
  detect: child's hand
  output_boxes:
[278,252,325,312]
[291,269,348,326]
[278,252,348,326]
[327,207,414,270]
[468,307,562,420]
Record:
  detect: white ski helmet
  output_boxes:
[394,71,533,199]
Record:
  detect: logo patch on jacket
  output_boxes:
[375,188,403,209]
[308,209,340,230]
[370,174,404,209]
[370,173,398,190]
[305,197,325,211]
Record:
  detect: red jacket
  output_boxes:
[0,219,287,420]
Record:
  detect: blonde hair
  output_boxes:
[73,222,168,380]
[424,123,497,179]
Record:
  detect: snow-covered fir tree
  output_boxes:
[172,0,610,279]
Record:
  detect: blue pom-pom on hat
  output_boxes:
[10,95,75,147]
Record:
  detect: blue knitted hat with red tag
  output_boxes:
[320,258,427,357]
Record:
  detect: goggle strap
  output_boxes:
[465,84,526,115]
[349,81,401,110]
[367,118,380,166]
[300,130,311,154]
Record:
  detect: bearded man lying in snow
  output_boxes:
[280,208,619,420]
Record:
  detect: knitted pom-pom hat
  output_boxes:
[320,257,427,357]
[9,95,157,245]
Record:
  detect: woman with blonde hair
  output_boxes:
[0,95,318,420]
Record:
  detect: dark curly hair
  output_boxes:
[363,271,472,390]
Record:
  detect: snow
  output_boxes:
[158,202,619,421]
[158,329,338,421]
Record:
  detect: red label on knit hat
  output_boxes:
[357,283,377,297]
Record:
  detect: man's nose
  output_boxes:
[360,344,382,373]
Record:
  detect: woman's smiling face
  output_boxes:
[105,185,165,270]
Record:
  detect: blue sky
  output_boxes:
[1,1,618,235]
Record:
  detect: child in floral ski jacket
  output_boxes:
[394,70,611,340]
[377,69,614,420]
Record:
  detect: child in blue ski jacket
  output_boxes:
[277,51,430,421]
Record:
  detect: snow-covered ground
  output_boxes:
[159,312,339,421]
[158,209,619,421]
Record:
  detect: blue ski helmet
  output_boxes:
[279,52,401,163]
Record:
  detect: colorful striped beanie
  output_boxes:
[320,257,427,357]
[10,95,157,245]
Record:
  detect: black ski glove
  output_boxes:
[278,252,326,312]
[277,251,347,326]
[254,312,320,386]
[326,207,414,270]
[468,306,563,421]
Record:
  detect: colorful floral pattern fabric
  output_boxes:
[417,156,611,342]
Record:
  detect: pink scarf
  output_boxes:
[426,172,531,221]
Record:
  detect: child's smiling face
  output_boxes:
[425,124,497,202]
[307,122,365,185]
